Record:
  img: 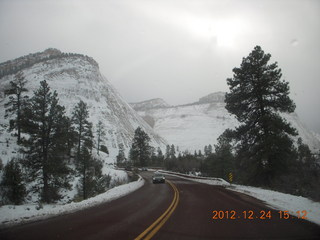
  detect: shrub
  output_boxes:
[0,159,26,205]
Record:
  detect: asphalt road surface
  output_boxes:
[1,171,319,239]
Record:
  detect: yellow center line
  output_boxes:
[135,180,179,240]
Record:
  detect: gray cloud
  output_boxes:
[0,0,319,133]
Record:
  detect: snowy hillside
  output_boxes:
[132,92,320,153]
[130,98,170,111]
[0,49,167,165]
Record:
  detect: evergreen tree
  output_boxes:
[72,100,93,160]
[0,159,26,205]
[165,145,170,159]
[64,117,76,159]
[116,143,126,167]
[204,146,208,156]
[4,71,28,143]
[100,145,109,155]
[169,144,176,159]
[157,147,164,160]
[297,138,313,164]
[213,131,234,179]
[76,152,110,198]
[225,46,297,186]
[95,174,111,195]
[72,100,94,200]
[96,120,106,155]
[150,148,157,166]
[207,144,213,155]
[130,127,151,167]
[21,80,71,203]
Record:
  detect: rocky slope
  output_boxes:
[131,93,320,153]
[130,98,170,111]
[0,49,167,164]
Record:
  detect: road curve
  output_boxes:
[1,171,320,239]
[0,172,172,240]
[156,174,320,239]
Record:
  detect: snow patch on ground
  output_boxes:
[228,184,320,226]
[0,176,144,227]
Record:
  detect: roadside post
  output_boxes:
[229,172,233,184]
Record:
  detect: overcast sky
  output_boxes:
[0,0,319,133]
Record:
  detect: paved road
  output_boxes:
[1,172,320,239]
[0,172,171,240]
[156,175,320,239]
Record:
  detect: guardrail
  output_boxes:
[157,169,228,184]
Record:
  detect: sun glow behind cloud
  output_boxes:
[182,16,249,48]
[133,2,249,49]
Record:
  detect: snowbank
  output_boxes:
[228,184,320,226]
[0,176,144,227]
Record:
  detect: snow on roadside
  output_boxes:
[227,184,320,226]
[160,170,230,186]
[161,171,320,226]
[0,176,144,227]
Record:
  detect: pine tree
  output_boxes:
[100,145,109,155]
[76,149,109,198]
[96,120,106,155]
[157,147,164,160]
[153,147,164,167]
[213,131,234,179]
[169,144,176,159]
[225,46,297,186]
[72,100,94,200]
[297,138,313,164]
[116,143,126,167]
[21,80,71,203]
[64,117,76,159]
[0,159,26,205]
[150,148,157,166]
[76,146,95,199]
[165,145,170,159]
[72,100,93,161]
[207,144,213,155]
[4,71,28,143]
[130,127,151,167]
[204,146,208,156]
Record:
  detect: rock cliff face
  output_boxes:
[132,92,320,153]
[130,98,170,111]
[198,92,225,104]
[0,49,167,161]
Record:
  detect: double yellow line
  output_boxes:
[135,180,179,240]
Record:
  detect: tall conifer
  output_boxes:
[22,80,71,203]
[225,46,297,186]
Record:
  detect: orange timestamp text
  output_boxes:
[212,210,308,220]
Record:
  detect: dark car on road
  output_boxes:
[152,172,165,184]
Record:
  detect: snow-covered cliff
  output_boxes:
[0,49,167,163]
[132,92,320,153]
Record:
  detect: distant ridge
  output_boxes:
[130,98,170,111]
[198,92,225,104]
[132,92,320,153]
